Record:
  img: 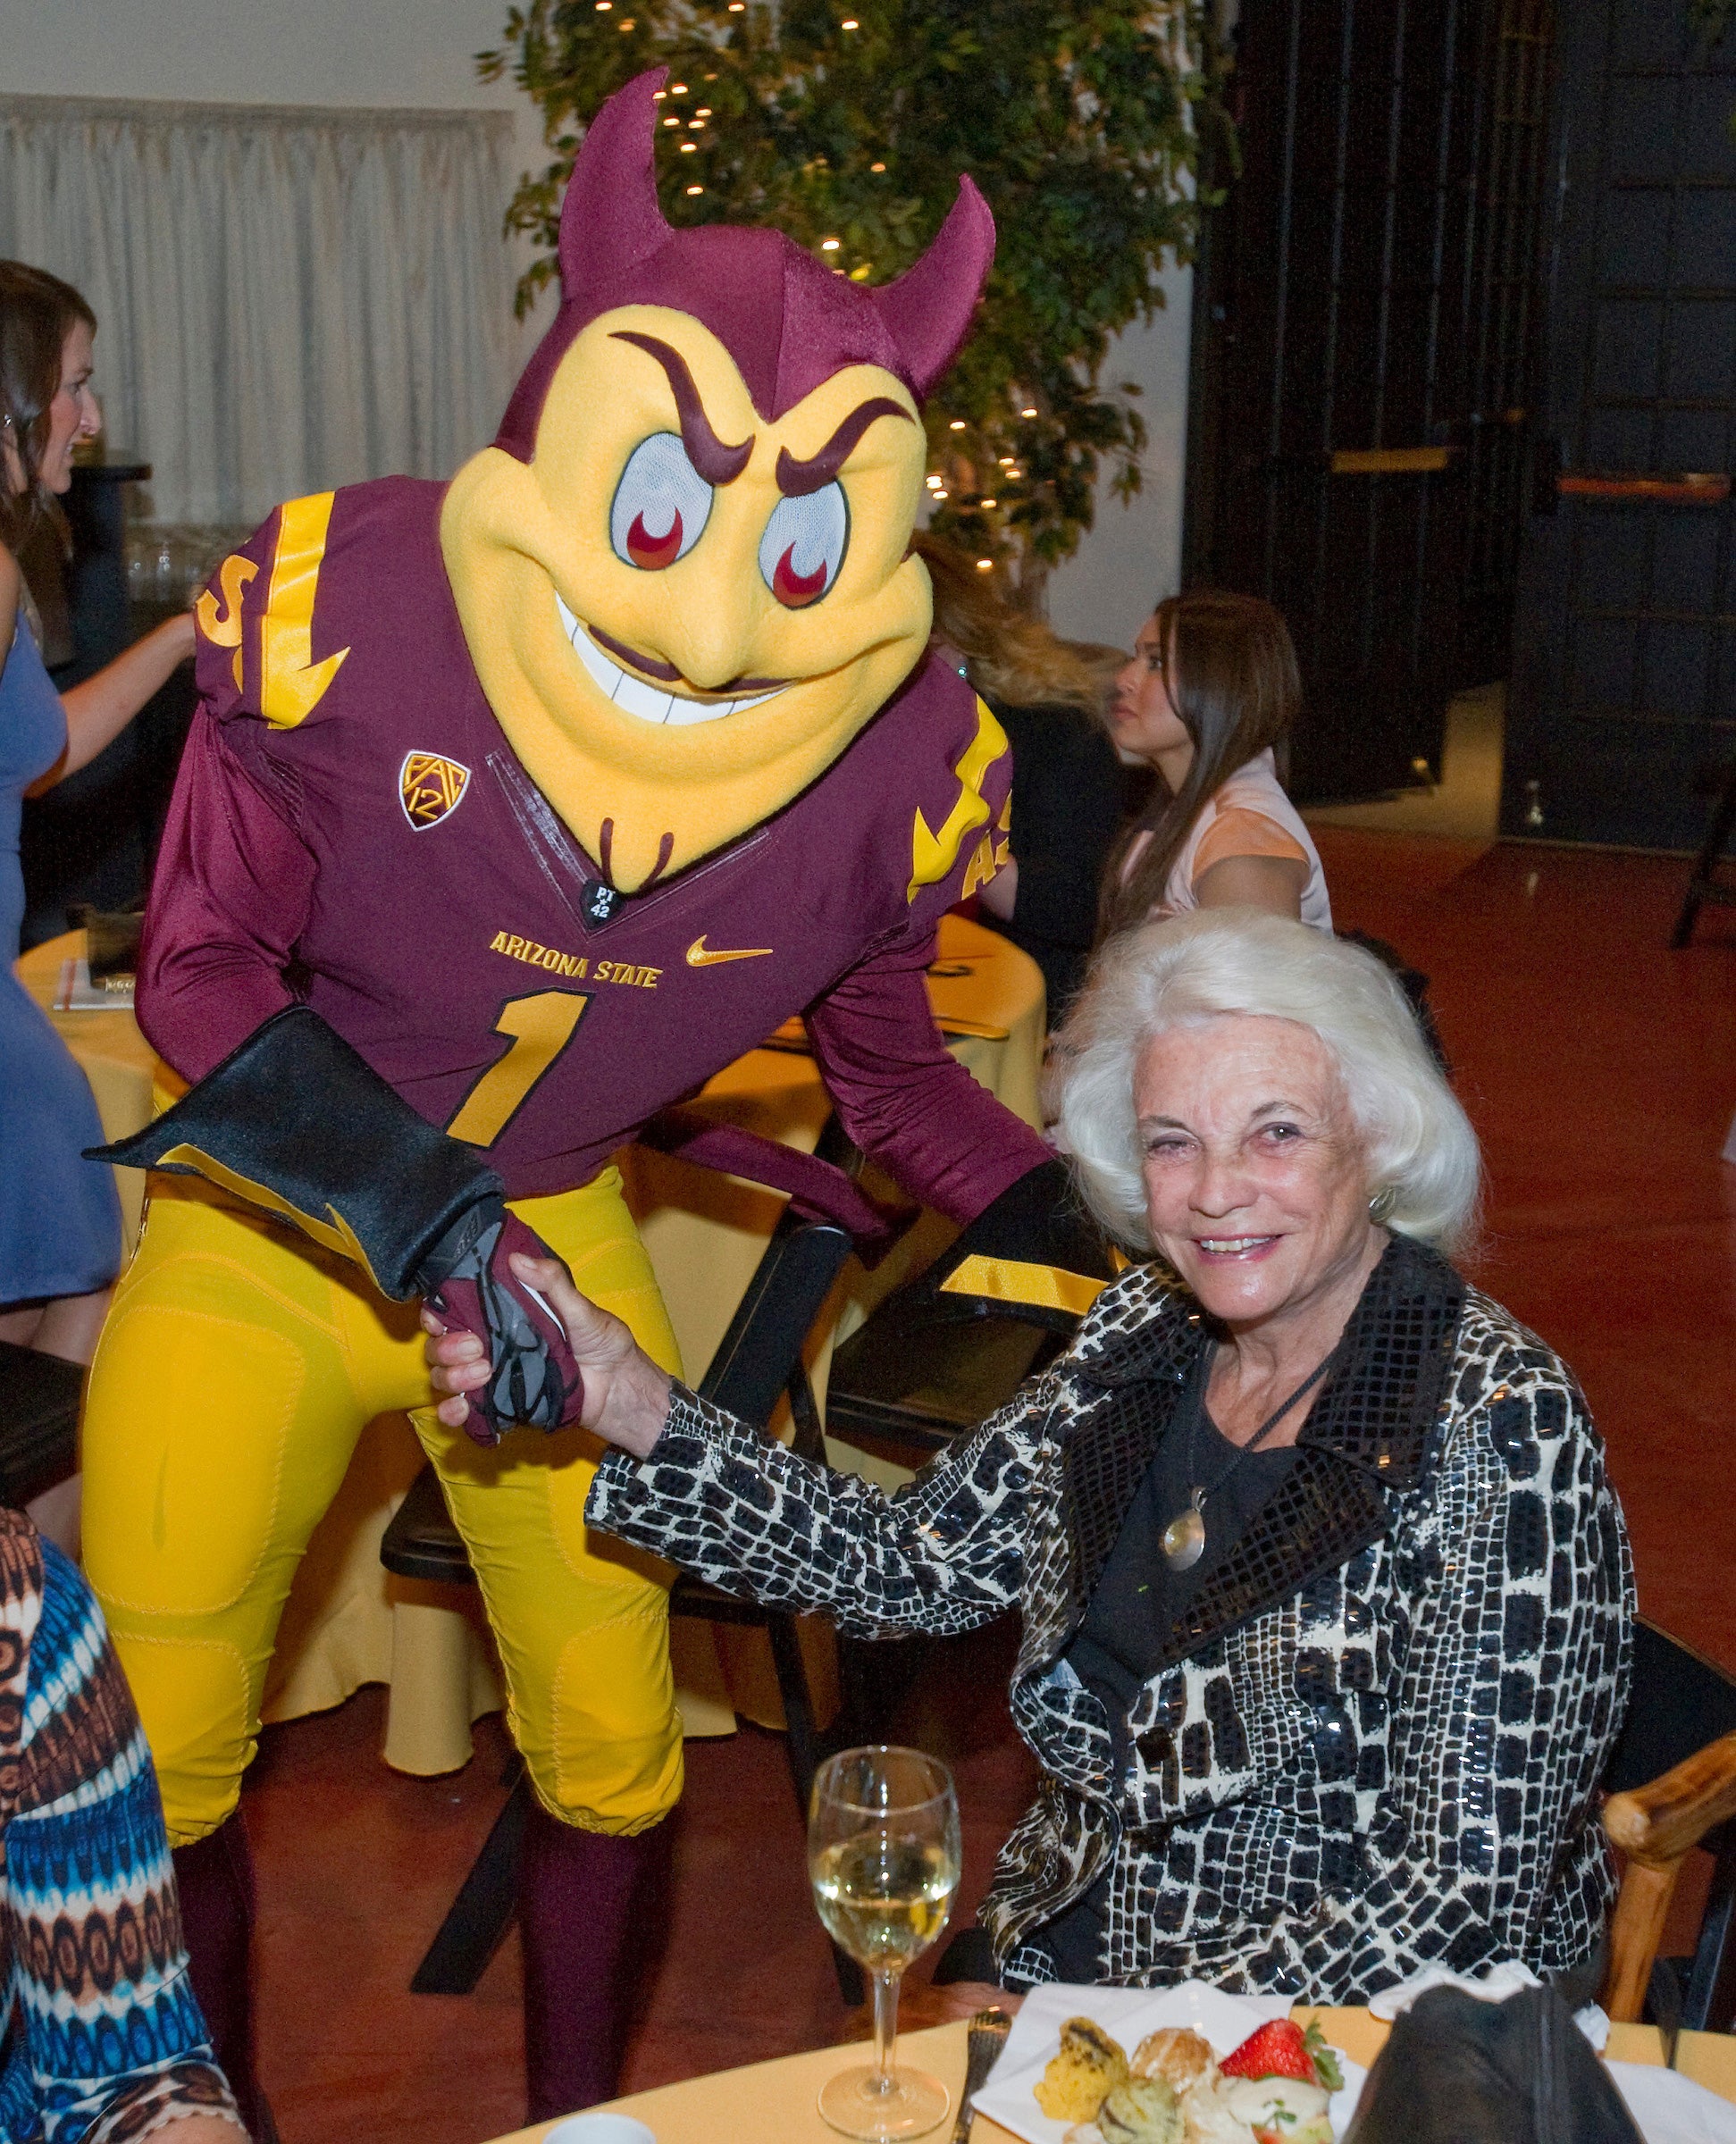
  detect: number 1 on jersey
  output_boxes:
[447,991,590,1147]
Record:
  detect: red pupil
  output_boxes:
[626,508,683,569]
[773,544,829,607]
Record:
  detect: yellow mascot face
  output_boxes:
[441,307,932,892]
[438,67,994,892]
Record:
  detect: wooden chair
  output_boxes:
[1600,1620,1736,2031]
[381,1116,905,2001]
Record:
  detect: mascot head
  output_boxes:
[440,69,994,891]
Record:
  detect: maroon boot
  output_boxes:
[519,1802,672,2122]
[172,1813,277,2140]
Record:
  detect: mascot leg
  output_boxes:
[82,1177,422,2130]
[415,1167,684,2119]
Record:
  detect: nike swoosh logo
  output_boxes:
[686,935,775,967]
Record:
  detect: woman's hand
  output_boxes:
[423,1253,673,1457]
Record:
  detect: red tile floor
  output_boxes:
[242,833,1736,2142]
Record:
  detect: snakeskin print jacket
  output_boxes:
[589,1233,1633,1997]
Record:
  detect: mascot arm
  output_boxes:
[92,1006,584,1445]
[804,922,1051,1227]
[135,713,314,1080]
[807,925,1115,1332]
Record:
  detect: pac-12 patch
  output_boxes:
[399,750,471,830]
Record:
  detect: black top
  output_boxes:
[1039,1355,1299,1980]
[978,698,1148,1020]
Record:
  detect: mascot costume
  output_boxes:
[83,71,1109,2124]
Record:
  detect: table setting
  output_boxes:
[476,1738,1736,2144]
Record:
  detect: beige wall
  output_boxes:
[1045,267,1194,655]
[0,0,534,122]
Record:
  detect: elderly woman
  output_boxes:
[428,910,1632,1998]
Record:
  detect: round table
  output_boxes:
[15,913,1046,1763]
[481,2009,1736,2143]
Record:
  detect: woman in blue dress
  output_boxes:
[1,263,194,1364]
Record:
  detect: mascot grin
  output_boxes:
[441,67,991,891]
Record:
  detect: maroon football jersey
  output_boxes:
[139,478,1047,1221]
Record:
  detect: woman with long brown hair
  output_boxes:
[1,261,193,1364]
[1098,589,1331,940]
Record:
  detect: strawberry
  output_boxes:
[1220,2021,1314,2082]
[1220,2019,1344,2091]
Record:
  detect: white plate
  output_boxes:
[973,1981,1366,2144]
[1608,2064,1736,2144]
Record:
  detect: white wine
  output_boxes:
[810,1834,958,1970]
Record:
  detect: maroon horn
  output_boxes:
[866,176,996,401]
[560,67,674,297]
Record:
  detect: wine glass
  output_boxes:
[809,1746,962,2140]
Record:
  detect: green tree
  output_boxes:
[480,0,1229,584]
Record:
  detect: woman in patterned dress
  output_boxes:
[0,1505,243,2141]
[429,909,1632,2001]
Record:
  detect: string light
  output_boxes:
[948,419,966,431]
[671,81,688,92]
[696,105,712,116]
[728,3,744,9]
[653,89,667,100]
[595,1,611,10]
[981,498,997,508]
[870,161,886,172]
[680,141,697,152]
[1019,405,1036,417]
[999,456,1015,466]
[976,559,993,571]
[842,15,859,25]
[662,116,680,127]
[686,183,704,195]
[932,490,947,500]
[688,118,703,128]
[821,237,840,250]
[925,474,942,490]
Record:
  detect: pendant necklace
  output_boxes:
[1160,1345,1340,1572]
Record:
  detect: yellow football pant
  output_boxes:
[81,1168,685,1847]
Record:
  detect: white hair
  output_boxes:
[1049,909,1481,1258]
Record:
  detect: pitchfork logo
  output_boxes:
[399,750,471,831]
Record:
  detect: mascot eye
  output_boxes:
[610,433,713,571]
[759,484,849,609]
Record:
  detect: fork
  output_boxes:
[950,2006,1013,2144]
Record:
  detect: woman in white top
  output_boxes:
[1099,590,1332,936]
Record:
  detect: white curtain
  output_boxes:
[0,95,522,527]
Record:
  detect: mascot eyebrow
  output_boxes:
[610,329,911,498]
[612,331,753,482]
[775,397,912,496]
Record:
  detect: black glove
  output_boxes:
[90,1007,580,1444]
[423,1208,584,1444]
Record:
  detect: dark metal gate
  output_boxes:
[1503,0,1736,850]
[1186,0,1558,803]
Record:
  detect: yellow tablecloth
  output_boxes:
[486,2011,1736,2144]
[15,915,1045,1763]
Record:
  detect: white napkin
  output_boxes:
[1366,1960,1610,2051]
